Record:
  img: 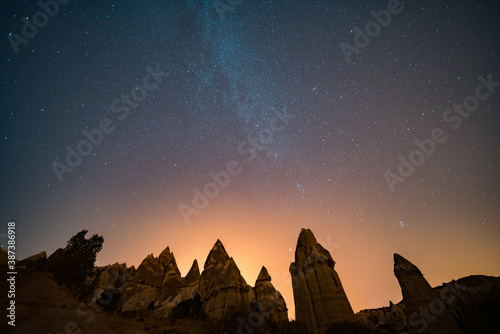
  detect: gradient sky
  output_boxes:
[1,0,499,319]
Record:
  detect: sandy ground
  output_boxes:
[0,266,147,334]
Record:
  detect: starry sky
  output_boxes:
[1,0,499,319]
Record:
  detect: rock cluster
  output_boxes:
[97,262,136,290]
[356,301,407,333]
[10,228,500,333]
[119,246,181,312]
[289,228,355,334]
[155,259,200,318]
[98,238,288,327]
[93,262,135,306]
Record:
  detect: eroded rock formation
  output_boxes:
[93,262,135,306]
[393,253,463,334]
[155,259,201,317]
[119,246,181,312]
[254,266,288,325]
[356,301,407,333]
[199,240,254,320]
[290,228,355,334]
[97,262,135,290]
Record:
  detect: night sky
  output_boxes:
[1,0,499,319]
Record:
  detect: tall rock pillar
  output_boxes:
[289,228,355,334]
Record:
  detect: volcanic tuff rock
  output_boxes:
[203,239,230,268]
[254,266,288,325]
[289,228,355,334]
[433,275,500,319]
[155,259,201,317]
[356,301,407,333]
[393,253,463,334]
[199,240,255,320]
[97,262,136,290]
[358,275,500,334]
[93,262,136,305]
[136,246,182,299]
[181,259,201,287]
[115,240,289,323]
[119,246,181,312]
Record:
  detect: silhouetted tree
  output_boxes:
[49,230,104,301]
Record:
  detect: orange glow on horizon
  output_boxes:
[85,198,500,320]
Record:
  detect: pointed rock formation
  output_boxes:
[120,246,181,312]
[48,248,63,261]
[133,246,182,300]
[93,262,135,305]
[156,259,201,317]
[204,239,230,268]
[254,266,288,325]
[290,228,355,334]
[181,259,200,287]
[97,262,135,290]
[356,301,407,333]
[199,240,254,320]
[394,253,463,334]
